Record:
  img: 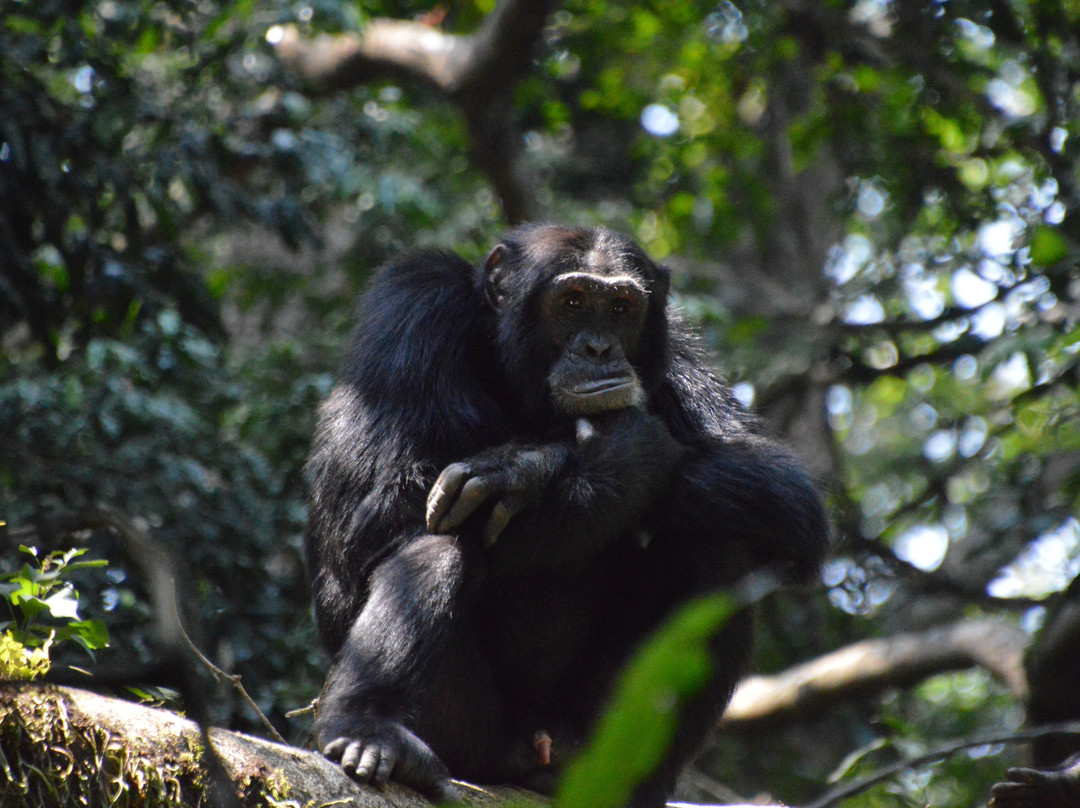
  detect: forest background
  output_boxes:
[3,1,1080,806]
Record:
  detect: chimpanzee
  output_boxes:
[990,753,1080,808]
[304,224,829,806]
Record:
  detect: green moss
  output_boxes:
[0,688,290,808]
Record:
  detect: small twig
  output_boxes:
[806,721,1080,808]
[172,598,288,745]
[285,699,317,719]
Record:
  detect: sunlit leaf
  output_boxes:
[56,619,110,652]
[42,585,81,621]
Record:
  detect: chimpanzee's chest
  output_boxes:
[477,540,654,706]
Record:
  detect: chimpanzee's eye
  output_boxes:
[564,293,583,310]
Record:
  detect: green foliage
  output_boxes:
[826,671,1021,808]
[0,308,326,728]
[1030,225,1070,267]
[0,0,499,358]
[0,633,51,682]
[0,546,109,679]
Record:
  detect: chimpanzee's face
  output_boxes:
[540,269,648,415]
[482,226,661,417]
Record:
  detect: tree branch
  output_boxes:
[723,617,1028,731]
[271,20,472,93]
[459,0,555,96]
[269,0,559,223]
[1,684,545,808]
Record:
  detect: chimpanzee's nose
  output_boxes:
[585,335,612,359]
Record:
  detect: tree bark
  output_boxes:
[0,683,544,808]
[723,617,1028,731]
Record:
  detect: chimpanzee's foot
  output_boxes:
[989,759,1080,808]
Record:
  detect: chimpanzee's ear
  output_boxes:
[483,244,509,309]
[652,263,671,301]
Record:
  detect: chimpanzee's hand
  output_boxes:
[318,715,461,803]
[426,443,570,545]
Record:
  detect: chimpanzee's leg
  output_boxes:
[315,534,499,801]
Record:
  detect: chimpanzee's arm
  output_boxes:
[426,406,684,568]
[647,330,830,583]
[657,433,829,584]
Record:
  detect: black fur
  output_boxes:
[304,225,829,806]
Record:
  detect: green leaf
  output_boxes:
[62,558,109,573]
[42,585,81,621]
[0,630,51,680]
[1029,226,1068,267]
[1016,402,1047,437]
[1050,324,1080,358]
[6,572,42,604]
[55,619,109,652]
[868,375,906,408]
[555,583,769,808]
[13,595,48,622]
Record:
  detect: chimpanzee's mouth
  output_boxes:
[569,377,635,397]
[551,372,645,415]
